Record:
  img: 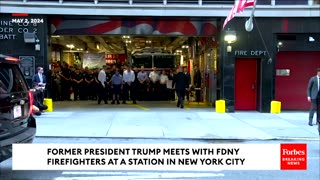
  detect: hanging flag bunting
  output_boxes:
[222,0,256,30]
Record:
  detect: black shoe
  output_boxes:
[117,101,120,104]
[122,101,126,104]
[180,106,184,109]
[105,101,108,104]
[308,122,313,126]
[111,101,115,104]
[133,101,137,104]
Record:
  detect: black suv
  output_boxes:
[0,54,36,163]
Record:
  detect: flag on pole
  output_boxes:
[222,0,256,30]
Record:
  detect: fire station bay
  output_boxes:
[0,0,320,112]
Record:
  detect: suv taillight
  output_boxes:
[28,90,33,115]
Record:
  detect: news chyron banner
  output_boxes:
[12,144,307,171]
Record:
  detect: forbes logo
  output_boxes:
[280,144,307,170]
[282,149,306,156]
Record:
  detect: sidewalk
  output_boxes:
[35,101,320,140]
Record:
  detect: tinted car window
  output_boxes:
[132,56,153,68]
[153,55,176,68]
[0,64,28,96]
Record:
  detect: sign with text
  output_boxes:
[0,17,44,40]
[235,50,267,56]
[12,143,307,171]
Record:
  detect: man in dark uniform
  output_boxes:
[85,69,95,100]
[93,68,100,100]
[71,68,84,101]
[81,67,89,100]
[60,62,71,101]
[184,67,191,102]
[105,67,113,100]
[173,66,189,109]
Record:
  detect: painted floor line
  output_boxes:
[133,104,150,110]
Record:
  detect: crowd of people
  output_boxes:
[47,62,202,108]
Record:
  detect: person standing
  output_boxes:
[84,69,95,100]
[105,67,113,101]
[60,62,72,101]
[111,69,123,104]
[32,66,46,105]
[137,66,148,101]
[149,67,159,100]
[307,68,320,126]
[184,67,191,102]
[122,65,136,104]
[159,70,169,100]
[193,66,202,102]
[97,65,108,104]
[71,68,83,101]
[173,66,189,109]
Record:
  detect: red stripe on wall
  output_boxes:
[12,13,29,17]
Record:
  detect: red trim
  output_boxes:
[12,13,29,17]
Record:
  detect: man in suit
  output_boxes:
[184,67,191,102]
[32,66,46,105]
[193,65,202,102]
[307,68,320,126]
[173,66,189,109]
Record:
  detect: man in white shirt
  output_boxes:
[122,65,136,104]
[159,70,169,100]
[149,67,159,100]
[97,65,108,104]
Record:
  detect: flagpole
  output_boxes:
[245,0,257,32]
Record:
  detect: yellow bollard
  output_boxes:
[215,100,226,113]
[270,101,281,114]
[43,98,53,112]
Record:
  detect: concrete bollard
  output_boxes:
[43,98,53,112]
[215,100,226,113]
[270,101,281,114]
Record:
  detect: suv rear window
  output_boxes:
[0,64,28,96]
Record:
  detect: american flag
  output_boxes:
[222,0,256,30]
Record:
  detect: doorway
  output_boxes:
[235,58,259,110]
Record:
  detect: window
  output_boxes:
[275,0,308,5]
[0,64,28,95]
[256,0,271,5]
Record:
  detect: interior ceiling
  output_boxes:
[51,35,191,54]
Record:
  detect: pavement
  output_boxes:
[35,100,320,140]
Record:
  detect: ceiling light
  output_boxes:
[309,36,315,42]
[66,44,74,49]
[224,30,237,44]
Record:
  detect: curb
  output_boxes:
[35,136,320,141]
